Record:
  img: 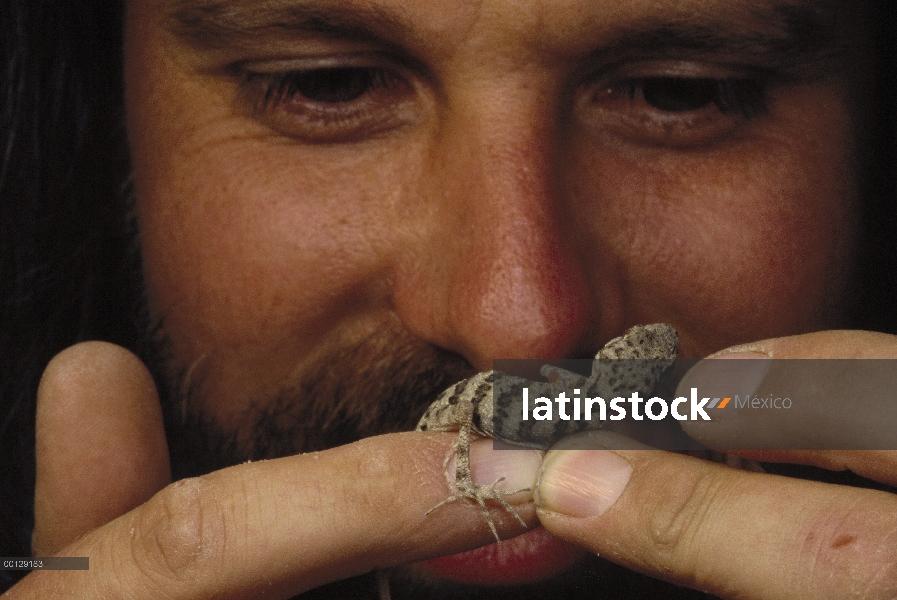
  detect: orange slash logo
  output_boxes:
[707,397,731,409]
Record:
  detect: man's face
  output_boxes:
[124,0,867,590]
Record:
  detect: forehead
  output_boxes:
[154,0,847,69]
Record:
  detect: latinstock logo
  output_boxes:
[520,387,743,422]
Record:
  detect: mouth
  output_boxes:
[413,526,587,586]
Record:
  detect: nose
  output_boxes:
[392,90,594,370]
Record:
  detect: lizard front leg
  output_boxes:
[417,373,530,544]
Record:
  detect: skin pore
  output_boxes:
[118,0,870,595]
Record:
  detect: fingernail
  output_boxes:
[535,449,632,517]
[458,438,542,499]
[676,352,771,419]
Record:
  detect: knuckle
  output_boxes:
[130,477,228,588]
[642,466,722,556]
[636,458,737,589]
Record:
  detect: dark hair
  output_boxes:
[0,0,894,593]
[0,0,133,589]
[853,4,897,332]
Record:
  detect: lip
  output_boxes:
[414,526,586,586]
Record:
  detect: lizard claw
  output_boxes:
[425,476,530,545]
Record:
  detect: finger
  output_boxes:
[535,433,897,600]
[677,330,897,484]
[10,433,541,599]
[32,342,171,555]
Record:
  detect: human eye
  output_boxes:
[578,64,771,147]
[237,58,420,143]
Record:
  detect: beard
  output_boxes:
[147,318,476,478]
[139,315,712,600]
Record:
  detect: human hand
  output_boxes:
[7,342,539,599]
[534,331,897,600]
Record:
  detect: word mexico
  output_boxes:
[521,387,713,422]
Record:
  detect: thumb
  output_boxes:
[32,341,171,555]
[533,433,897,600]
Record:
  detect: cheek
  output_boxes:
[651,166,853,343]
[133,133,406,373]
[570,90,857,355]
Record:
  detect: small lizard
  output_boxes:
[415,323,679,544]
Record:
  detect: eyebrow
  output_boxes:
[168,0,854,76]
[592,2,851,76]
[168,0,416,50]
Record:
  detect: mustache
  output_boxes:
[147,319,476,479]
[237,325,476,458]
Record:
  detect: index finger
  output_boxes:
[677,330,897,484]
[8,432,540,599]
